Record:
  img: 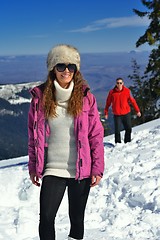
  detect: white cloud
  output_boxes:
[69,15,149,33]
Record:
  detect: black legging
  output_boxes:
[114,112,132,143]
[39,175,91,240]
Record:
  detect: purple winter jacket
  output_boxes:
[28,83,104,180]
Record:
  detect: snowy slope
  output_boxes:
[0,118,160,240]
[0,81,43,160]
[0,81,42,105]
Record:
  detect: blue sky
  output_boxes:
[0,0,151,55]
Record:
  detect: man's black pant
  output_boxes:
[39,175,91,240]
[114,112,132,143]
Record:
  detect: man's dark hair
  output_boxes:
[116,77,123,81]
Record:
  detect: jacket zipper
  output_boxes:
[78,140,82,182]
[35,102,38,164]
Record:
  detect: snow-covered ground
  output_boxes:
[0,118,160,240]
[0,81,41,104]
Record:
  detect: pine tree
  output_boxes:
[128,59,155,124]
[133,0,160,118]
[128,59,145,123]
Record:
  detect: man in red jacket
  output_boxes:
[104,77,141,143]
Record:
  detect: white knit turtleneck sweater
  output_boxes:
[43,80,77,178]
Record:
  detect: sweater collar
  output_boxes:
[54,80,74,103]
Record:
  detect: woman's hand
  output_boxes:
[90,175,102,187]
[30,173,40,187]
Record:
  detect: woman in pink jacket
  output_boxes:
[28,44,104,240]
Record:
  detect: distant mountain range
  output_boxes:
[0,51,149,106]
[0,51,149,160]
[0,82,41,160]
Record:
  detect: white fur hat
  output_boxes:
[47,44,80,72]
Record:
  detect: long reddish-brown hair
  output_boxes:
[42,70,88,119]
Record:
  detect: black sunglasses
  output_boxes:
[55,63,77,73]
[116,82,123,84]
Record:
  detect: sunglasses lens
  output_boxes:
[56,64,66,72]
[68,64,77,72]
[56,63,77,72]
[117,82,122,84]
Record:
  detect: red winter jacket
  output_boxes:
[104,86,140,116]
